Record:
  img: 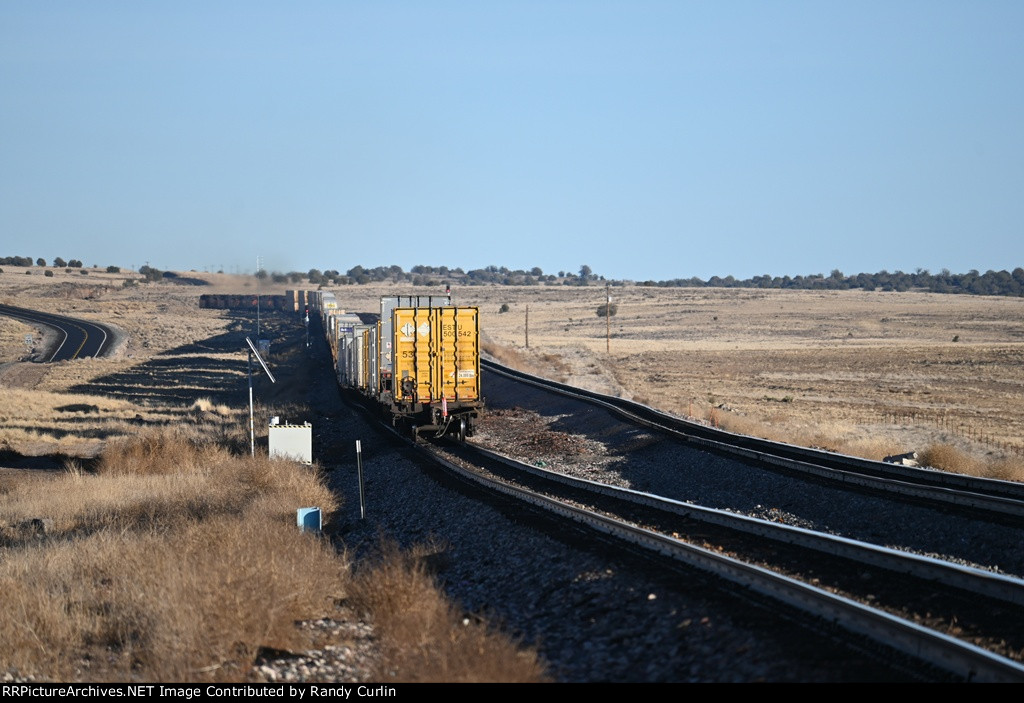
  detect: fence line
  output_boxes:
[882,408,1023,457]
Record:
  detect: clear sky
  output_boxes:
[2,1,1022,281]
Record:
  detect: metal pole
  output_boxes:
[356,440,366,519]
[248,350,255,456]
[606,284,610,353]
[525,305,529,349]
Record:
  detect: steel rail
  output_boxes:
[469,443,1024,608]
[417,440,1024,683]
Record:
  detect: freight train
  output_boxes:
[311,292,482,442]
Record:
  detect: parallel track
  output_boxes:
[418,438,1024,682]
[482,359,1024,522]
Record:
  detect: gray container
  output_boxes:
[379,295,451,379]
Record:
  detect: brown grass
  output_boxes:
[0,427,547,683]
[348,541,549,683]
[0,314,34,360]
[918,443,1024,482]
[707,408,905,461]
[0,517,347,681]
[0,430,345,681]
[482,341,571,383]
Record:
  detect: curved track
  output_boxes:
[429,440,1024,680]
[482,359,1024,522]
[0,304,115,361]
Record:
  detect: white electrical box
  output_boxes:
[269,422,312,464]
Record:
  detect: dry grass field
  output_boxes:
[0,431,345,681]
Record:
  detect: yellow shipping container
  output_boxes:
[393,306,480,405]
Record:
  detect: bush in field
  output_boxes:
[596,303,618,317]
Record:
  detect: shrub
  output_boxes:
[919,444,983,476]
[596,303,618,317]
[44,270,54,277]
[499,303,510,313]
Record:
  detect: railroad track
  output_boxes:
[0,303,115,361]
[481,359,1024,523]
[416,437,1024,682]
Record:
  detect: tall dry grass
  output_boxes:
[918,443,1024,482]
[0,428,344,681]
[0,428,548,682]
[702,405,1024,481]
[705,407,905,461]
[1,517,347,681]
[481,341,570,383]
[348,541,548,683]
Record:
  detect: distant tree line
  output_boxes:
[636,268,1024,297]
[261,263,1024,297]
[8,253,1016,298]
[0,256,35,267]
[0,256,85,268]
[265,264,604,288]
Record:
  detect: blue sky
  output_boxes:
[2,1,1022,281]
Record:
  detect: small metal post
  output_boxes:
[525,305,529,349]
[356,439,366,519]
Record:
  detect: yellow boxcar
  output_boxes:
[391,306,480,440]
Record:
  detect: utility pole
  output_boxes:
[256,256,262,338]
[525,305,530,348]
[605,284,611,353]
